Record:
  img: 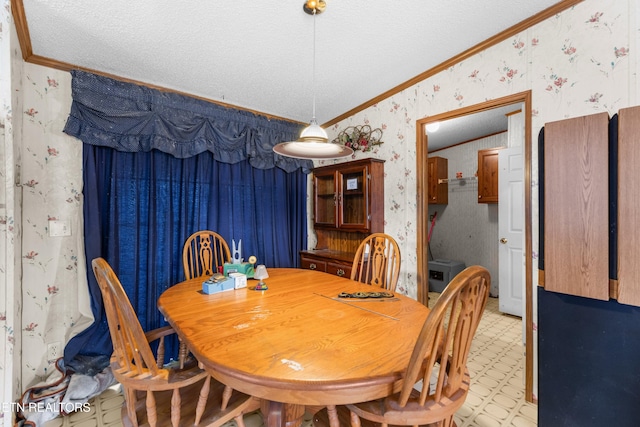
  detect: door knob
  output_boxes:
[500,238,508,244]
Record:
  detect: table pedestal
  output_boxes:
[261,400,306,427]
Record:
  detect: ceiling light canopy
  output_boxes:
[272,0,353,160]
[302,0,326,15]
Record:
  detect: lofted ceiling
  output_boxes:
[16,1,571,145]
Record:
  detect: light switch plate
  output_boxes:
[49,220,71,237]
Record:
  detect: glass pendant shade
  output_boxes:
[273,119,354,159]
[273,139,353,159]
[299,120,328,141]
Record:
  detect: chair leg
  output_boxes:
[326,405,340,427]
[235,414,247,427]
[171,388,181,427]
[349,410,361,427]
[124,388,139,427]
[146,390,158,427]
[195,376,211,425]
[221,384,232,410]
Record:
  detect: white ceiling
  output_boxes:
[21,1,559,139]
[22,0,561,149]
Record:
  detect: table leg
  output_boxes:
[260,400,306,427]
[326,405,339,427]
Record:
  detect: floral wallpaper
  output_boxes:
[1,0,25,423]
[17,64,90,391]
[2,0,92,410]
[0,0,636,410]
[319,0,635,400]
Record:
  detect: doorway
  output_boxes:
[415,91,534,402]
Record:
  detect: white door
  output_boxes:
[498,146,524,317]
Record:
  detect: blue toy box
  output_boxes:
[202,276,234,294]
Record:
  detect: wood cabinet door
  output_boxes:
[543,112,609,300]
[313,171,337,228]
[337,164,370,231]
[427,156,448,204]
[617,106,640,306]
[477,148,501,203]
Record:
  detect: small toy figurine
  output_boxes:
[253,282,268,291]
[232,239,243,264]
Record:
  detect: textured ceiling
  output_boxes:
[20,0,561,140]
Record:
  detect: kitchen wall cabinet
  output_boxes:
[427,156,448,204]
[477,148,501,203]
[301,158,385,277]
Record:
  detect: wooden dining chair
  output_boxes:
[351,233,401,291]
[182,230,231,280]
[181,231,238,408]
[180,230,231,366]
[315,265,490,427]
[92,257,259,427]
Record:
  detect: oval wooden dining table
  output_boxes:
[158,268,430,427]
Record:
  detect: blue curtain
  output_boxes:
[63,71,310,361]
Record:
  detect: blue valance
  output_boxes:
[63,70,313,173]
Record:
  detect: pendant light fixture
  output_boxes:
[273,0,354,160]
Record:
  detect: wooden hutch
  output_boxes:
[300,158,385,278]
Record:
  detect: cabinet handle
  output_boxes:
[336,269,345,277]
[309,263,317,270]
[478,195,482,199]
[500,238,508,244]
